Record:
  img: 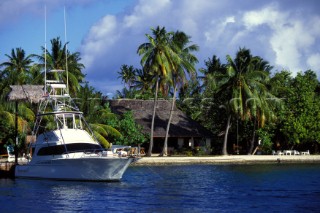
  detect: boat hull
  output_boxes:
[15,157,134,181]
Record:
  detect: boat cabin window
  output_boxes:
[54,113,83,130]
[37,143,103,156]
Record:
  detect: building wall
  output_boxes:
[142,137,212,154]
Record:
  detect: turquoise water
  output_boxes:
[1,164,320,212]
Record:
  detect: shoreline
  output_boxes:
[2,155,320,167]
[1,155,319,178]
[133,155,320,165]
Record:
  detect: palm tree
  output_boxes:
[0,48,33,86]
[211,48,274,155]
[243,56,280,154]
[115,87,136,99]
[0,48,35,159]
[118,65,136,89]
[75,84,121,148]
[131,68,155,99]
[137,26,175,156]
[0,47,35,120]
[162,31,199,156]
[33,37,85,96]
[199,55,226,92]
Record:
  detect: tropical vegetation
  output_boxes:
[0,37,147,155]
[1,26,320,157]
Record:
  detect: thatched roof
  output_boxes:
[7,85,44,104]
[109,99,213,138]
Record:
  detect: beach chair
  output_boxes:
[293,150,300,155]
[276,150,284,155]
[283,150,292,155]
[301,150,310,155]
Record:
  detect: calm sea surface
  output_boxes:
[1,164,320,212]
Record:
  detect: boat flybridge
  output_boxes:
[15,69,138,181]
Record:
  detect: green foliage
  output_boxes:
[93,130,110,148]
[277,70,320,145]
[178,79,205,122]
[85,103,123,147]
[0,111,15,144]
[114,111,149,146]
[256,128,274,154]
[32,37,85,96]
[185,150,193,156]
[0,47,33,85]
[117,64,137,88]
[0,103,35,152]
[198,48,278,155]
[18,104,35,122]
[1,31,320,155]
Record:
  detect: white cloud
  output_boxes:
[242,3,320,75]
[124,0,171,27]
[224,16,235,25]
[272,20,317,72]
[77,0,320,95]
[243,3,283,29]
[81,15,118,68]
[1,0,319,96]
[80,0,231,91]
[307,53,320,71]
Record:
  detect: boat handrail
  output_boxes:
[46,80,62,83]
[48,94,70,98]
[63,148,104,154]
[49,83,66,89]
[48,69,65,73]
[37,111,83,116]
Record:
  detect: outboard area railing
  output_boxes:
[27,141,140,159]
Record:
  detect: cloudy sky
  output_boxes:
[1,0,319,96]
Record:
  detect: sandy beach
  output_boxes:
[2,155,320,166]
[133,155,320,165]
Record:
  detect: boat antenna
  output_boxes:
[64,6,69,94]
[44,5,47,94]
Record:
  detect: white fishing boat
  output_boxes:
[15,8,138,181]
[14,68,138,181]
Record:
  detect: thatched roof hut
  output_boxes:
[7,85,44,103]
[109,99,212,138]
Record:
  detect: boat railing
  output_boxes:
[46,80,62,83]
[61,150,119,158]
[60,148,139,158]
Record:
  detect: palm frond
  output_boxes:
[93,131,110,148]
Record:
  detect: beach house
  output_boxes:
[109,99,213,154]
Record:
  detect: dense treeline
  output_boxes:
[179,56,320,154]
[1,26,320,156]
[117,27,320,155]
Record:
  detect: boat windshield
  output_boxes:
[37,143,103,156]
[36,112,89,135]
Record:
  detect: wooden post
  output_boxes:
[15,101,18,164]
[138,144,141,157]
[252,146,259,155]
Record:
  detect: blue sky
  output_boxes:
[1,0,320,97]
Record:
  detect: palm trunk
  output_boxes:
[162,85,177,156]
[248,119,256,155]
[222,115,232,155]
[147,78,159,157]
